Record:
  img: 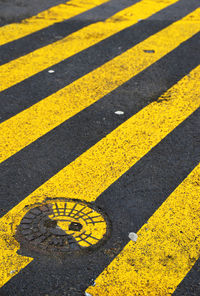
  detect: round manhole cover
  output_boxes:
[16,198,110,255]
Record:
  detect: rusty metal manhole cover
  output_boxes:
[16,198,110,255]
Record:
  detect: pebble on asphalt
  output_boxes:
[85,292,92,296]
[114,110,124,115]
[10,270,16,274]
[128,232,138,242]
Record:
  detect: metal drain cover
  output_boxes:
[16,198,110,255]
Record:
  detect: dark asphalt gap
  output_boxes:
[174,258,200,296]
[1,107,200,296]
[0,32,200,217]
[0,0,199,122]
[0,0,136,65]
[0,0,67,27]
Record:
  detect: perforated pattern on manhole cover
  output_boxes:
[16,199,110,255]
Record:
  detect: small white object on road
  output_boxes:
[85,292,92,296]
[10,270,16,274]
[48,69,55,73]
[114,111,124,115]
[128,232,138,242]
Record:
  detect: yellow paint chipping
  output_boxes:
[0,0,179,92]
[0,65,200,287]
[1,8,200,163]
[0,0,109,47]
[86,163,200,296]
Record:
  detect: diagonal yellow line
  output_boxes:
[0,0,179,92]
[0,0,109,47]
[0,8,200,163]
[86,162,200,296]
[0,64,199,287]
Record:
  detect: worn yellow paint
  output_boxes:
[1,9,200,163]
[0,65,200,287]
[86,163,200,296]
[0,0,109,47]
[48,199,107,248]
[0,0,179,92]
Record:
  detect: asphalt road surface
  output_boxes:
[0,0,200,295]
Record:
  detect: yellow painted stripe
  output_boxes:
[0,0,109,47]
[86,163,200,296]
[0,65,200,287]
[1,9,200,163]
[0,0,179,92]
